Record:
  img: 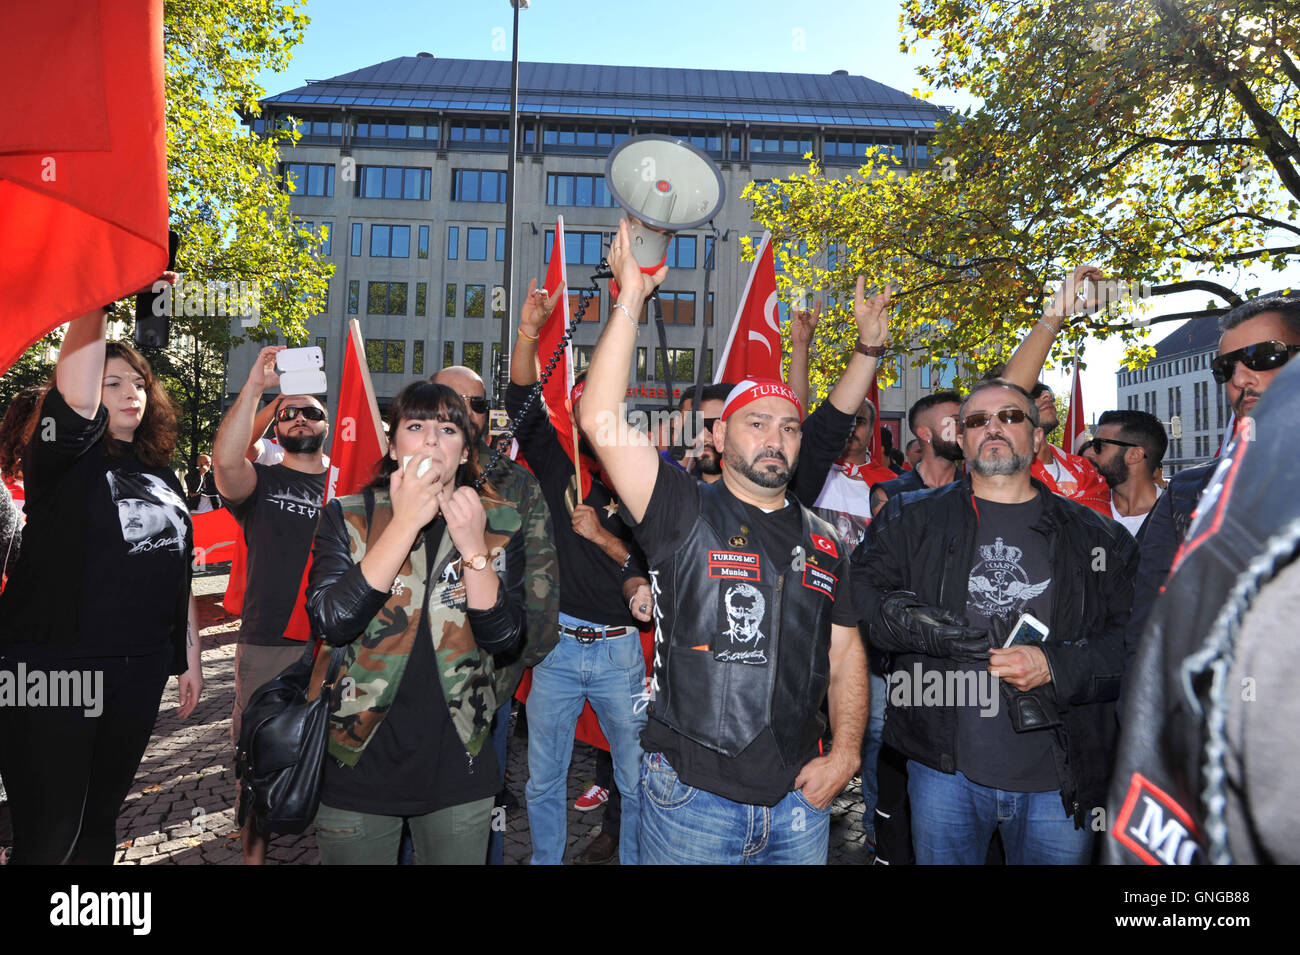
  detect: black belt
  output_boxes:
[561,624,632,644]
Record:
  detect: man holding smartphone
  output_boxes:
[854,377,1137,864]
[213,345,330,864]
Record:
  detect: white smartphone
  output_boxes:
[401,455,435,479]
[1003,611,1050,648]
[276,346,327,394]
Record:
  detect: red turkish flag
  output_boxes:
[715,232,782,384]
[1065,358,1086,454]
[0,0,169,374]
[535,215,592,500]
[811,534,838,558]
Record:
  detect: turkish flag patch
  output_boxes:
[810,534,838,558]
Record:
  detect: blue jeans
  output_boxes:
[860,670,887,831]
[525,614,647,865]
[639,752,830,865]
[907,760,1093,865]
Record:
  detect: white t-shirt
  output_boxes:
[1111,485,1163,537]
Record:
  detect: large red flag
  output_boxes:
[535,215,591,499]
[715,232,782,384]
[0,0,169,373]
[1064,358,1086,454]
[277,320,388,641]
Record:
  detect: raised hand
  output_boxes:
[389,453,444,531]
[441,485,489,559]
[789,300,822,349]
[1044,264,1105,325]
[570,503,605,544]
[608,218,668,305]
[853,276,891,348]
[520,278,564,339]
[247,345,285,391]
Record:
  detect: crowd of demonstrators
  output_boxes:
[212,346,331,864]
[0,289,203,866]
[5,234,1300,870]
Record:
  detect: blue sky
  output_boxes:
[253,0,1296,412]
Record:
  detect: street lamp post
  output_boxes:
[497,0,528,408]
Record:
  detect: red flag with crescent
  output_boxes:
[715,231,782,384]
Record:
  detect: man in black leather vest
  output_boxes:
[576,221,876,864]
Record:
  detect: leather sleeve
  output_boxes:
[306,499,391,647]
[851,493,916,654]
[466,526,525,654]
[1127,485,1180,667]
[791,400,855,509]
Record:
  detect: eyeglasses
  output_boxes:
[276,405,327,423]
[1086,437,1142,455]
[961,408,1030,430]
[1210,341,1300,384]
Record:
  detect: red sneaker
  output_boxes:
[573,784,609,812]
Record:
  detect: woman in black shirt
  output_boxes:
[307,382,524,864]
[0,304,203,864]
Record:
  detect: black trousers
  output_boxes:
[594,746,622,831]
[0,650,171,864]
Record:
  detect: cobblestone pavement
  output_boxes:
[7,571,871,866]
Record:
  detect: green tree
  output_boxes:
[748,0,1299,399]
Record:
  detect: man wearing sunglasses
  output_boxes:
[1079,410,1166,542]
[854,378,1137,864]
[213,345,331,863]
[1127,290,1300,655]
[430,365,560,865]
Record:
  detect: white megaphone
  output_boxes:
[604,134,726,272]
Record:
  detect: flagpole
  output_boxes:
[714,231,771,382]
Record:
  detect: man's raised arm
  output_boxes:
[1002,264,1103,392]
[213,345,282,507]
[576,219,668,524]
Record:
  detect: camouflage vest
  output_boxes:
[315,488,521,766]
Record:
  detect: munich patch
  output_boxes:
[708,550,761,582]
[802,565,837,599]
[1112,772,1202,865]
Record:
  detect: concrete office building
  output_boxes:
[1115,314,1231,475]
[232,54,951,448]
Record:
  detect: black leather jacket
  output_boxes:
[1107,360,1300,864]
[853,477,1138,826]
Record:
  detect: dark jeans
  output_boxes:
[0,650,171,864]
[594,746,621,832]
[873,743,914,865]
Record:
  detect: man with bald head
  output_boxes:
[430,365,560,865]
[854,378,1137,864]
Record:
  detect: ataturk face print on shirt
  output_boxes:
[106,470,189,555]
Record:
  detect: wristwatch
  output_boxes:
[855,341,886,358]
[463,553,489,572]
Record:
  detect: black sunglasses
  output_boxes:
[276,405,327,423]
[961,408,1030,430]
[1211,341,1300,384]
[1029,384,1053,400]
[460,394,490,414]
[1086,437,1141,455]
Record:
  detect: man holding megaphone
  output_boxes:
[578,220,877,864]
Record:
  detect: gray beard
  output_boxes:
[969,447,1034,477]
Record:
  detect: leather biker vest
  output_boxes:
[648,480,846,765]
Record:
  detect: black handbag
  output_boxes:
[235,641,347,835]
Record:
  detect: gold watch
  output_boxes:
[463,552,489,572]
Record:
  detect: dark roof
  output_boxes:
[1152,314,1221,360]
[258,56,948,130]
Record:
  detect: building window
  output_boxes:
[545,229,605,265]
[496,228,506,262]
[413,341,424,376]
[443,342,455,368]
[447,226,459,260]
[282,162,335,197]
[492,285,505,319]
[823,134,906,162]
[366,281,407,316]
[749,129,812,157]
[370,224,411,258]
[449,121,510,145]
[655,348,695,382]
[415,282,427,317]
[418,225,429,259]
[704,235,716,270]
[452,169,507,203]
[573,345,594,374]
[466,228,488,261]
[636,347,648,381]
[542,123,629,150]
[358,166,432,200]
[639,125,723,155]
[350,223,362,257]
[355,117,438,144]
[657,291,696,325]
[465,284,486,318]
[703,349,714,380]
[347,280,359,315]
[705,292,714,327]
[444,283,457,318]
[921,365,932,390]
[665,236,697,269]
[300,220,334,256]
[364,339,405,374]
[545,172,618,207]
[315,337,327,361]
[462,342,484,374]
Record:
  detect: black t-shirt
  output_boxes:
[634,457,856,805]
[224,464,327,646]
[505,381,641,626]
[321,524,501,815]
[0,386,192,661]
[955,495,1060,792]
